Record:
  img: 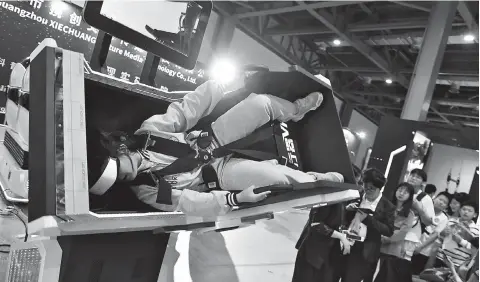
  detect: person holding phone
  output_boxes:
[292,203,350,282]
[373,182,416,282]
[338,168,395,282]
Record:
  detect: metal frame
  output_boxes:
[26,44,361,237]
[224,1,478,127]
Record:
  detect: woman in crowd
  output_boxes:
[373,182,416,282]
[411,192,451,274]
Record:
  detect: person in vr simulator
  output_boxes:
[87,79,344,216]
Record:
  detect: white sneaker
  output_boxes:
[292,92,324,122]
[307,172,344,183]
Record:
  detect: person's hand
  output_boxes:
[441,227,452,237]
[414,246,423,254]
[381,236,390,245]
[346,202,359,211]
[236,186,271,203]
[339,233,352,255]
[357,210,368,222]
[452,233,463,244]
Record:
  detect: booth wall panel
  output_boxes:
[348,110,378,168]
[424,144,479,195]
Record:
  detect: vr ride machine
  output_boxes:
[3,1,361,281]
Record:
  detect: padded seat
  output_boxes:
[84,68,357,213]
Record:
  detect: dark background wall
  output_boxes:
[0,1,208,122]
[369,115,479,198]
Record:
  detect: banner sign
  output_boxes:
[0,0,208,121]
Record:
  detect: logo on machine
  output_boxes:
[280,122,299,168]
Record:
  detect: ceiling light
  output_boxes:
[209,58,237,85]
[333,39,341,46]
[357,131,367,139]
[385,78,393,84]
[464,34,475,42]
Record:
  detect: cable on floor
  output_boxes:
[0,206,28,254]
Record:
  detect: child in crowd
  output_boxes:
[424,184,437,199]
[437,201,479,268]
[411,192,451,274]
[448,193,471,219]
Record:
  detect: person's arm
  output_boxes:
[362,202,395,237]
[311,221,352,255]
[385,211,416,243]
[415,197,435,226]
[132,184,269,217]
[135,80,226,134]
[417,216,450,252]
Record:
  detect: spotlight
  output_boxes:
[385,78,393,84]
[333,39,341,46]
[357,131,367,139]
[209,58,237,85]
[464,34,475,42]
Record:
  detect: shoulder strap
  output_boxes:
[212,125,276,159]
[416,191,427,201]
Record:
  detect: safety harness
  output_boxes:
[130,122,301,205]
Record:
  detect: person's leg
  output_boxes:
[341,251,371,282]
[215,158,342,191]
[136,80,226,134]
[411,254,429,275]
[212,92,323,146]
[216,158,315,191]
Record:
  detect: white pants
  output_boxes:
[210,92,315,190]
[134,81,315,213]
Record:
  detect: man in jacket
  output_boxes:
[339,168,395,282]
[87,79,344,217]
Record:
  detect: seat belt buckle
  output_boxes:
[197,149,212,164]
[143,132,156,150]
[197,131,213,149]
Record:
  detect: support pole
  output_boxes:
[401,1,458,121]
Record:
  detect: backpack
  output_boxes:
[415,192,429,234]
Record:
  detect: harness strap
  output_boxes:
[137,133,195,158]
[212,124,277,160]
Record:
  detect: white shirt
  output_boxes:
[419,212,449,256]
[359,192,383,211]
[405,190,435,243]
[349,193,382,236]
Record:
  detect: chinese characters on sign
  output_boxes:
[0,58,5,68]
[69,12,81,26]
[87,26,98,34]
[120,71,130,81]
[49,4,63,19]
[107,66,116,77]
[29,0,44,9]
